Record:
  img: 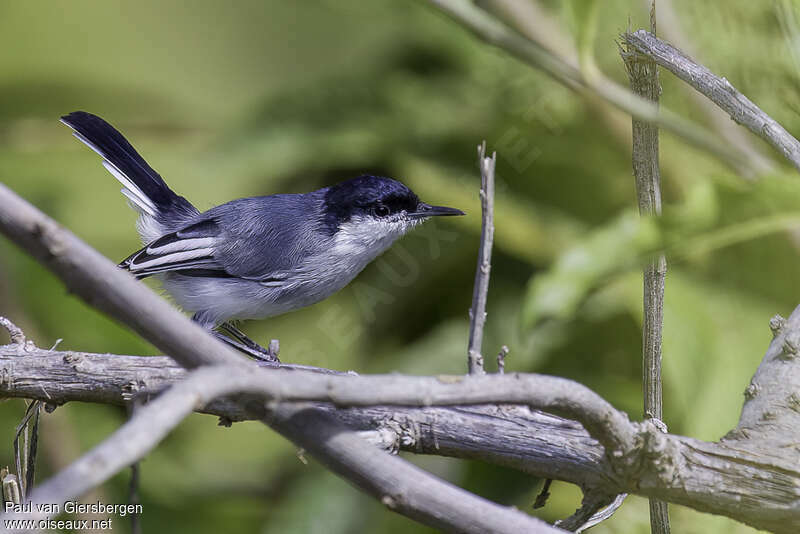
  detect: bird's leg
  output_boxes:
[218,322,280,363]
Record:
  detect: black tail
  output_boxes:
[60,111,195,217]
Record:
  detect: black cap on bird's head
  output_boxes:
[323,175,464,226]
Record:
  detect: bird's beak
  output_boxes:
[408,202,465,219]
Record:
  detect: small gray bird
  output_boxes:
[61,112,464,361]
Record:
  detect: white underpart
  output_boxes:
[276,214,420,305]
[330,215,416,259]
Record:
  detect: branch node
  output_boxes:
[121,380,147,402]
[496,345,509,374]
[381,494,398,510]
[769,314,786,337]
[787,393,800,413]
[468,350,485,374]
[268,339,280,358]
[743,381,760,400]
[357,427,401,453]
[0,317,29,348]
[780,334,799,360]
[645,416,668,434]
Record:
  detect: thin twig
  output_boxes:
[652,0,775,174]
[532,478,552,509]
[427,0,757,176]
[622,6,670,534]
[467,141,496,374]
[24,402,40,499]
[13,400,41,502]
[127,400,142,534]
[623,29,800,172]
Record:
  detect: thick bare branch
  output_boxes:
[3,334,800,531]
[623,30,800,172]
[0,342,612,487]
[0,345,636,457]
[3,365,561,534]
[467,142,496,374]
[728,307,800,449]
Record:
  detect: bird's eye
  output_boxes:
[372,204,390,217]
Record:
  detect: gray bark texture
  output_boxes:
[621,10,671,533]
[3,303,800,533]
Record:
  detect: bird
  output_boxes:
[60,111,464,362]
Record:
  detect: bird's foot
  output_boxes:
[216,322,280,363]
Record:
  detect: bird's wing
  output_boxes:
[121,195,326,283]
[120,217,295,286]
[120,219,230,279]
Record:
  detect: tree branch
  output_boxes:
[652,0,775,174]
[622,8,671,533]
[0,184,244,370]
[267,403,563,534]
[467,142,496,374]
[623,29,800,172]
[0,340,613,486]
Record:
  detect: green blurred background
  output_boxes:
[1,1,800,532]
